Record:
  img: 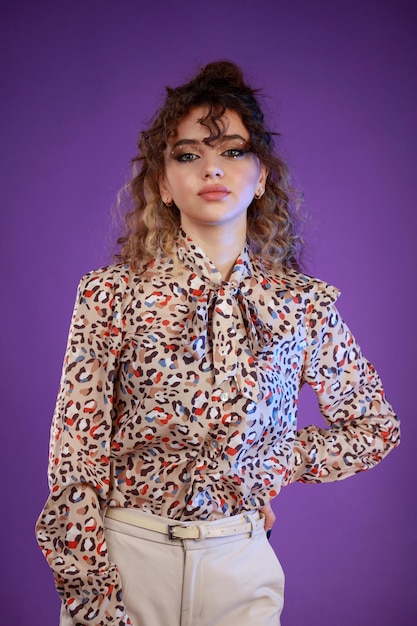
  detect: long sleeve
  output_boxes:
[285,296,400,485]
[36,268,131,626]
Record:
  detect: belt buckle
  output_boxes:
[167,523,201,540]
[167,524,177,540]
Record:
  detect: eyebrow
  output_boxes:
[171,134,249,149]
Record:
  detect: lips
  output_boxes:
[197,185,230,201]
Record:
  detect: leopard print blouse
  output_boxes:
[36,231,399,625]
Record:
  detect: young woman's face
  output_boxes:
[159,107,267,232]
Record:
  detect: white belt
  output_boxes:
[105,507,262,541]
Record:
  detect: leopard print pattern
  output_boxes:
[36,231,399,624]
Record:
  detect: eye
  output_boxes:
[221,148,247,159]
[175,152,200,163]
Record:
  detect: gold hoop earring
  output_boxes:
[255,187,264,200]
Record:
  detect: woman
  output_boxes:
[36,61,400,626]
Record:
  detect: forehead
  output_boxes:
[172,106,249,141]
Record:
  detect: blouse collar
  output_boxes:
[175,230,272,402]
[175,229,253,287]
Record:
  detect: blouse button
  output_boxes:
[220,392,229,402]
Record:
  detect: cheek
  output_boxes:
[241,166,261,191]
[240,159,261,181]
[166,169,192,193]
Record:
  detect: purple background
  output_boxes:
[2,1,416,624]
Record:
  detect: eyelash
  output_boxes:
[175,153,199,163]
[223,148,247,159]
[174,148,247,163]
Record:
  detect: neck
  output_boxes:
[181,221,247,281]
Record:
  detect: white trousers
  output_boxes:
[60,509,285,626]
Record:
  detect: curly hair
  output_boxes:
[116,61,303,270]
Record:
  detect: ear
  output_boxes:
[158,175,172,205]
[258,163,268,188]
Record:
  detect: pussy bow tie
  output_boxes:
[177,238,273,402]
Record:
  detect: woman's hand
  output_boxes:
[259,502,276,536]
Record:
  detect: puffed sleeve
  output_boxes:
[285,284,400,484]
[35,266,132,625]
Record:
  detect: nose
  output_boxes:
[202,152,224,179]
